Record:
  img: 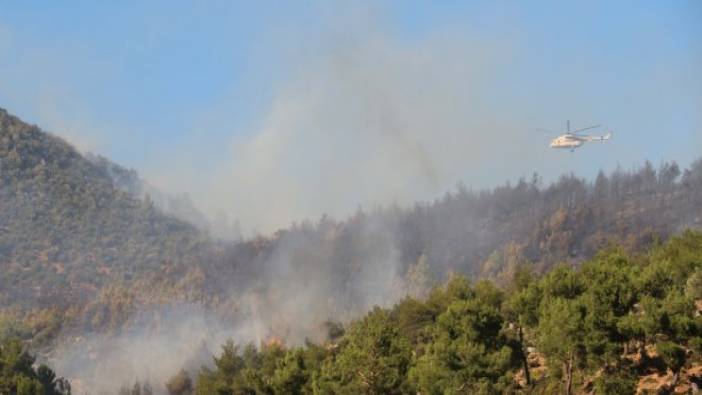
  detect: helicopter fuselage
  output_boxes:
[549,134,585,150]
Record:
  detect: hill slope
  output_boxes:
[1,108,701,392]
[1,107,701,337]
[215,154,702,299]
[0,108,211,307]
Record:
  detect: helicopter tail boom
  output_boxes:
[585,131,612,142]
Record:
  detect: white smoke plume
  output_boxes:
[210,34,522,233]
[48,214,415,394]
[49,305,226,395]
[45,17,531,392]
[147,14,545,234]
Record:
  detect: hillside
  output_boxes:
[188,232,702,395]
[1,106,701,339]
[210,155,702,325]
[0,108,212,308]
[1,108,701,393]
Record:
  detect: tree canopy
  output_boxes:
[190,232,702,394]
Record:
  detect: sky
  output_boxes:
[1,1,701,232]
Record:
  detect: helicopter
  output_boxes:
[541,121,612,152]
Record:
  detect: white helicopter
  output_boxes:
[541,121,612,152]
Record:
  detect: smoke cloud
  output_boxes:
[235,214,406,342]
[50,305,229,395]
[49,213,417,394]
[215,35,522,232]
[148,17,545,234]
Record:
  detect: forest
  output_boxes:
[185,231,702,394]
[1,108,702,393]
[2,231,702,394]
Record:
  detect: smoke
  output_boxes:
[48,305,226,395]
[49,303,306,395]
[48,212,417,394]
[235,214,406,343]
[213,34,518,232]
[134,3,702,235]
[43,23,531,390]
[145,15,544,234]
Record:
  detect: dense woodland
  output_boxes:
[2,107,701,314]
[0,108,212,307]
[4,232,697,394]
[184,232,702,394]
[1,108,702,393]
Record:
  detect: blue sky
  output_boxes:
[1,1,700,230]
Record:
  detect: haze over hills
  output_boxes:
[1,107,701,392]
[1,106,701,315]
[1,2,699,393]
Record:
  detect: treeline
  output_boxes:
[199,158,702,342]
[221,157,702,283]
[180,231,702,394]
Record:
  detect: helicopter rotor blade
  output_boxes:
[570,124,601,134]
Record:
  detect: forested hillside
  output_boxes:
[1,108,701,393]
[218,155,702,290]
[205,154,702,341]
[0,108,212,309]
[2,107,702,332]
[2,232,700,394]
[144,232,702,394]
